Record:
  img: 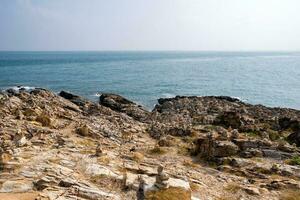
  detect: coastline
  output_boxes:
[0,87,299,199]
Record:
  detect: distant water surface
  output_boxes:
[0,51,300,109]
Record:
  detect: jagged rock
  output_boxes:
[279,117,299,131]
[100,93,150,122]
[195,136,239,159]
[59,90,90,107]
[215,111,242,129]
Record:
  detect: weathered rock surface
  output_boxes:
[0,89,299,200]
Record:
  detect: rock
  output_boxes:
[15,136,28,147]
[158,135,175,147]
[33,177,55,191]
[145,183,191,200]
[277,142,297,153]
[195,135,239,159]
[95,143,104,157]
[58,178,78,188]
[84,164,117,177]
[240,148,263,158]
[73,185,120,200]
[36,114,52,127]
[233,138,272,150]
[167,127,192,137]
[215,111,242,129]
[59,90,90,107]
[231,129,239,139]
[287,131,300,147]
[0,180,33,193]
[155,165,169,189]
[216,126,229,140]
[100,93,149,122]
[213,141,239,157]
[279,117,299,131]
[77,124,90,136]
[243,186,260,195]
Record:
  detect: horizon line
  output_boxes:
[1,50,300,53]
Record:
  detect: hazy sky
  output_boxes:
[0,0,300,51]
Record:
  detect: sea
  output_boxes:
[0,51,300,110]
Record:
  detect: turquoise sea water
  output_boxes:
[0,51,300,109]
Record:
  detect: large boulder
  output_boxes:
[99,93,149,122]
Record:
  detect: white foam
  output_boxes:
[161,93,176,98]
[8,86,35,92]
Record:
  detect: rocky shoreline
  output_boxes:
[0,87,299,200]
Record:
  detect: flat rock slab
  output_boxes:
[0,180,33,193]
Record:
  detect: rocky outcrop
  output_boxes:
[0,88,300,200]
[59,90,90,107]
[100,93,150,122]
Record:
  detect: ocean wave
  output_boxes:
[6,85,36,92]
[93,92,102,97]
[161,93,176,98]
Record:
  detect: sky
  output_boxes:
[0,0,300,51]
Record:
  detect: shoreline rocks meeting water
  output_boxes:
[0,87,299,200]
